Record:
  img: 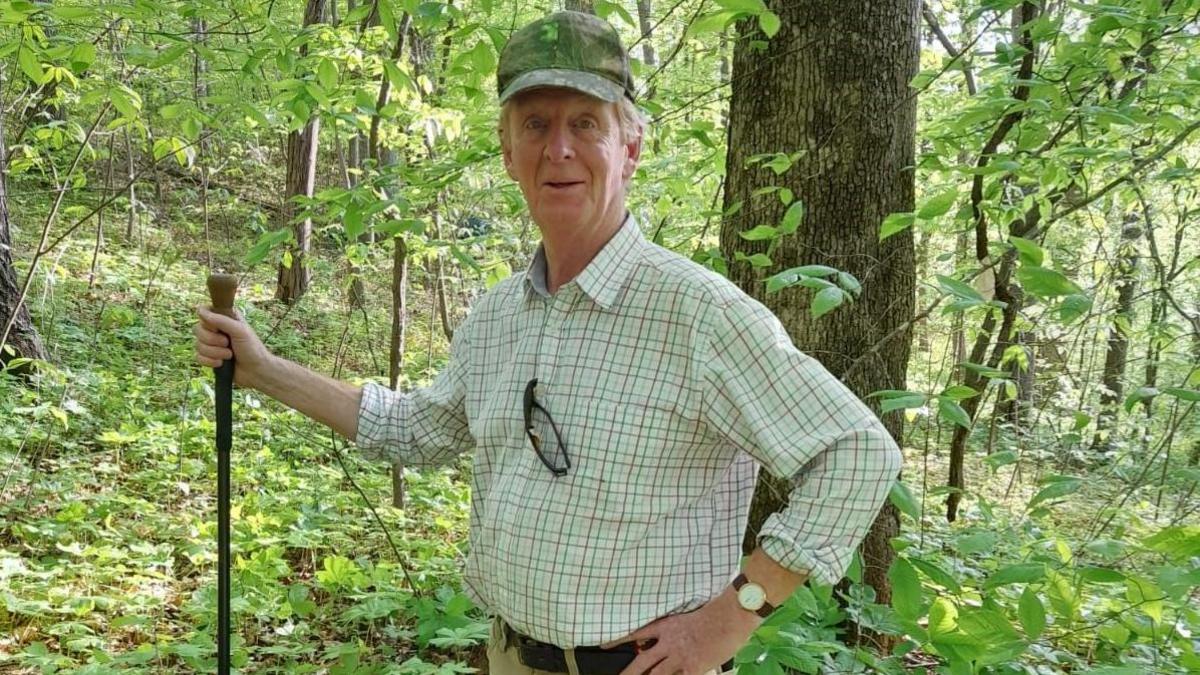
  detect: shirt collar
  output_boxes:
[523,213,645,310]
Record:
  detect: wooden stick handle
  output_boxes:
[206,273,238,318]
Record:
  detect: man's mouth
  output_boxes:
[544,181,583,189]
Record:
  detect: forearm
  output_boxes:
[702,549,808,645]
[249,354,363,440]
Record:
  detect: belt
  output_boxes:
[502,621,646,675]
[501,621,734,675]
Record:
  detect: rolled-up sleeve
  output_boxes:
[355,321,474,468]
[700,297,901,585]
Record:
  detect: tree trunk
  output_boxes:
[389,235,409,508]
[1090,217,1140,450]
[275,0,327,303]
[944,0,1040,523]
[0,105,48,369]
[564,0,595,14]
[720,0,918,635]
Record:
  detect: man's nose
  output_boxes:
[543,123,575,161]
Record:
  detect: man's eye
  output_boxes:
[524,119,545,130]
[576,119,597,130]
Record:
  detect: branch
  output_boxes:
[969,0,1038,261]
[1047,119,1200,226]
[921,2,977,95]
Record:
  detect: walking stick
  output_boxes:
[206,273,236,675]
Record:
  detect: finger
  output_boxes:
[193,323,230,347]
[601,622,660,649]
[617,645,668,675]
[196,342,233,362]
[195,353,223,368]
[644,658,679,675]
[197,305,245,335]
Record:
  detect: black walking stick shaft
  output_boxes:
[207,274,237,675]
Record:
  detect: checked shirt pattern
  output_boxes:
[356,215,901,648]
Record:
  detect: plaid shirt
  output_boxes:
[356,215,901,648]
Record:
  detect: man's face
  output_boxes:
[501,88,640,234]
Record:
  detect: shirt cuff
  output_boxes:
[355,381,410,454]
[758,520,853,587]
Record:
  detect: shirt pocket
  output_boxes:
[563,394,718,524]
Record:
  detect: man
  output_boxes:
[194,11,901,675]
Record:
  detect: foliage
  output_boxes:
[1,0,1198,672]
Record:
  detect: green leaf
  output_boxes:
[1078,566,1126,584]
[918,188,958,219]
[50,5,96,19]
[881,394,926,414]
[1008,236,1044,266]
[1123,386,1158,412]
[1017,266,1083,298]
[714,0,766,14]
[18,46,45,84]
[879,212,915,241]
[1028,475,1082,509]
[936,274,984,301]
[109,86,141,119]
[910,557,962,593]
[810,286,844,319]
[927,597,958,637]
[956,531,999,555]
[778,201,804,234]
[1125,577,1164,624]
[888,558,923,620]
[1058,293,1093,323]
[383,61,415,95]
[69,42,96,70]
[938,398,971,429]
[686,11,738,38]
[1162,387,1200,402]
[984,563,1045,589]
[1018,587,1046,640]
[159,103,186,120]
[318,59,339,90]
[151,43,190,69]
[758,11,781,37]
[739,225,777,241]
[940,385,979,401]
[889,481,920,520]
[1142,525,1200,560]
[984,450,1018,470]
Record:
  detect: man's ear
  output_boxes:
[622,134,642,182]
[500,133,516,180]
[502,146,515,180]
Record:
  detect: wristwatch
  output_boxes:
[732,573,776,618]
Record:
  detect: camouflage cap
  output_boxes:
[497,11,635,104]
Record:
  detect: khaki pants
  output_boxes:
[486,618,727,675]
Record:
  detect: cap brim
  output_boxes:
[498,68,625,104]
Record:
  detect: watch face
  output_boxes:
[737,582,766,611]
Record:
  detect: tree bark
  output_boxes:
[276,0,327,303]
[389,235,409,507]
[0,101,48,369]
[565,0,595,14]
[720,0,918,636]
[1090,216,1141,450]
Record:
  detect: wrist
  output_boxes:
[712,586,765,635]
[240,352,280,393]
